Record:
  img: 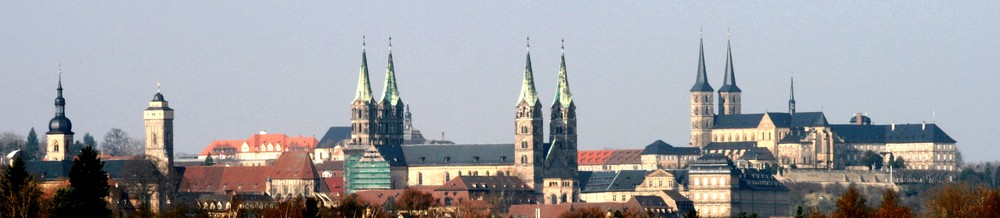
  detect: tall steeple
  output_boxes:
[546,39,579,204]
[718,31,742,115]
[789,75,796,114]
[354,37,373,102]
[145,83,174,176]
[350,37,376,147]
[689,32,715,148]
[515,37,544,192]
[374,36,405,147]
[518,37,539,106]
[380,37,401,106]
[552,39,573,107]
[46,67,73,161]
[690,35,714,92]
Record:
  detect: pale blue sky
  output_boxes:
[2,1,998,161]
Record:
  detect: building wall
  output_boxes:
[688,173,737,218]
[267,179,316,198]
[885,142,957,171]
[406,165,515,187]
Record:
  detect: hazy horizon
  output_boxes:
[2,2,998,161]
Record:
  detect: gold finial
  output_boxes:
[58,63,62,80]
[363,35,366,50]
[727,28,731,40]
[388,36,392,51]
[700,28,703,38]
[157,82,161,93]
[561,38,565,51]
[526,37,530,51]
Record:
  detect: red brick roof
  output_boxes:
[604,149,643,165]
[269,151,317,179]
[180,166,270,194]
[506,201,641,218]
[199,133,318,156]
[577,150,615,165]
[578,149,643,165]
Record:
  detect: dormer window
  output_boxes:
[473,156,479,162]
[420,157,426,163]
[444,157,450,163]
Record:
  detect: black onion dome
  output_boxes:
[48,116,72,134]
[152,92,165,101]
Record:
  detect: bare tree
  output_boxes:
[102,128,143,156]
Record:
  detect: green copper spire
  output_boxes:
[380,37,401,106]
[553,39,573,106]
[354,37,374,102]
[518,37,539,106]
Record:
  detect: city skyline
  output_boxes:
[2,2,997,161]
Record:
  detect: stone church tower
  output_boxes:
[144,85,174,175]
[690,37,715,148]
[46,73,74,161]
[543,42,580,204]
[514,41,544,191]
[374,39,405,147]
[351,40,376,147]
[718,37,742,115]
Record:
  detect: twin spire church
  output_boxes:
[342,38,580,204]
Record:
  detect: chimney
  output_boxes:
[922,121,926,130]
[259,130,268,135]
[855,113,863,125]
[891,122,896,131]
[441,131,445,141]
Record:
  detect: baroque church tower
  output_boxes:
[46,71,74,161]
[543,41,580,204]
[350,39,376,147]
[514,40,544,191]
[690,36,715,148]
[717,35,742,115]
[374,38,405,147]
[144,84,174,175]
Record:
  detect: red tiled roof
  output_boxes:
[269,151,317,179]
[604,149,643,165]
[179,166,270,193]
[506,201,641,218]
[354,189,407,206]
[323,176,344,197]
[199,133,318,156]
[577,150,615,165]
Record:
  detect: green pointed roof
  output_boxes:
[354,41,374,102]
[552,42,573,107]
[518,44,539,106]
[718,39,741,92]
[380,39,401,106]
[691,37,714,92]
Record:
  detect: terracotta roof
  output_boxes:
[269,151,317,179]
[506,201,642,218]
[199,133,318,156]
[354,189,407,206]
[604,149,643,165]
[179,166,270,194]
[323,176,344,197]
[577,150,614,165]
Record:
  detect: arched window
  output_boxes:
[521,155,528,164]
[521,141,528,149]
[444,172,450,182]
[418,173,423,185]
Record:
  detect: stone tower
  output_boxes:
[515,40,544,191]
[374,38,404,147]
[690,37,715,148]
[144,85,174,175]
[544,41,580,204]
[718,37,742,115]
[350,39,376,147]
[46,72,74,161]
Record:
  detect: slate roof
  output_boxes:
[543,142,576,179]
[738,168,789,191]
[713,114,765,129]
[401,144,514,166]
[435,176,532,192]
[26,159,139,182]
[641,140,702,155]
[687,154,740,174]
[630,195,668,208]
[739,147,776,161]
[316,126,351,148]
[691,38,714,92]
[703,142,757,151]
[831,123,956,144]
[578,170,649,193]
[713,112,828,129]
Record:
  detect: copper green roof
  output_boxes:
[718,39,741,92]
[552,44,573,107]
[380,42,401,106]
[354,42,374,103]
[517,47,539,106]
[690,37,714,92]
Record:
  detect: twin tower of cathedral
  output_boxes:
[346,38,579,192]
